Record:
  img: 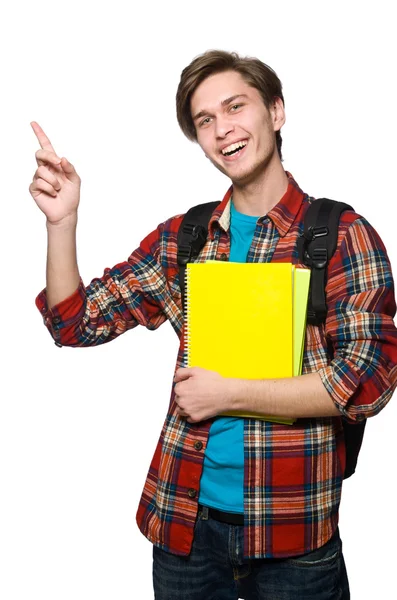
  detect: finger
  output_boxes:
[31,178,58,198]
[174,382,187,398]
[174,394,186,410]
[174,367,194,382]
[60,157,80,183]
[35,165,62,190]
[35,149,62,167]
[176,407,189,419]
[31,121,56,152]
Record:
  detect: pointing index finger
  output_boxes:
[30,121,56,152]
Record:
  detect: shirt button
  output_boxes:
[194,441,203,451]
[52,317,61,325]
[187,488,197,499]
[219,253,227,261]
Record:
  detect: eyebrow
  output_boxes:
[192,94,249,122]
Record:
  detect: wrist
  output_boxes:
[226,377,252,411]
[46,212,78,231]
[228,378,268,413]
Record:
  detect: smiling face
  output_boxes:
[190,70,285,185]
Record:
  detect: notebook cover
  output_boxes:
[185,262,295,423]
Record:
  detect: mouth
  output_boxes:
[220,139,248,162]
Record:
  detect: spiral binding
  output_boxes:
[185,265,192,367]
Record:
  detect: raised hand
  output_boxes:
[29,122,81,225]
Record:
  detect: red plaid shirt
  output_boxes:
[36,175,397,558]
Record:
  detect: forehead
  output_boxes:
[190,70,260,115]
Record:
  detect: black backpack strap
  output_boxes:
[297,197,366,479]
[342,419,367,479]
[177,201,220,310]
[297,198,353,325]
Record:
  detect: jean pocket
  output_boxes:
[285,530,341,568]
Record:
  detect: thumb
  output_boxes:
[60,157,80,183]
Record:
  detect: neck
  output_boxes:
[231,158,289,216]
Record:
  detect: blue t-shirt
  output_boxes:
[198,202,260,513]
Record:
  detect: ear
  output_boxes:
[271,96,286,132]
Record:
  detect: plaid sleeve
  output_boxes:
[35,218,182,347]
[318,216,397,422]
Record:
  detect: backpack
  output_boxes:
[176,197,366,479]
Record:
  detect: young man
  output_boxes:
[30,50,397,599]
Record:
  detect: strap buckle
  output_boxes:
[183,223,207,252]
[177,224,208,267]
[312,247,328,269]
[305,225,329,241]
[177,245,192,266]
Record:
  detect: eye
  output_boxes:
[199,117,212,127]
[230,103,243,111]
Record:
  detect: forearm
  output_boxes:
[46,215,80,309]
[228,372,341,418]
[37,220,172,347]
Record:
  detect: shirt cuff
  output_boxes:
[317,359,362,421]
[35,279,86,344]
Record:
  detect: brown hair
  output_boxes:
[176,50,284,159]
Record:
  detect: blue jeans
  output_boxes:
[153,506,350,599]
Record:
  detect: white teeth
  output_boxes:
[221,140,247,155]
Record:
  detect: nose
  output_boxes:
[215,114,234,139]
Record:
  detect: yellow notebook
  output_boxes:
[185,262,300,424]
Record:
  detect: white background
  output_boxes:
[1,1,396,598]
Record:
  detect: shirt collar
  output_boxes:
[208,172,307,240]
